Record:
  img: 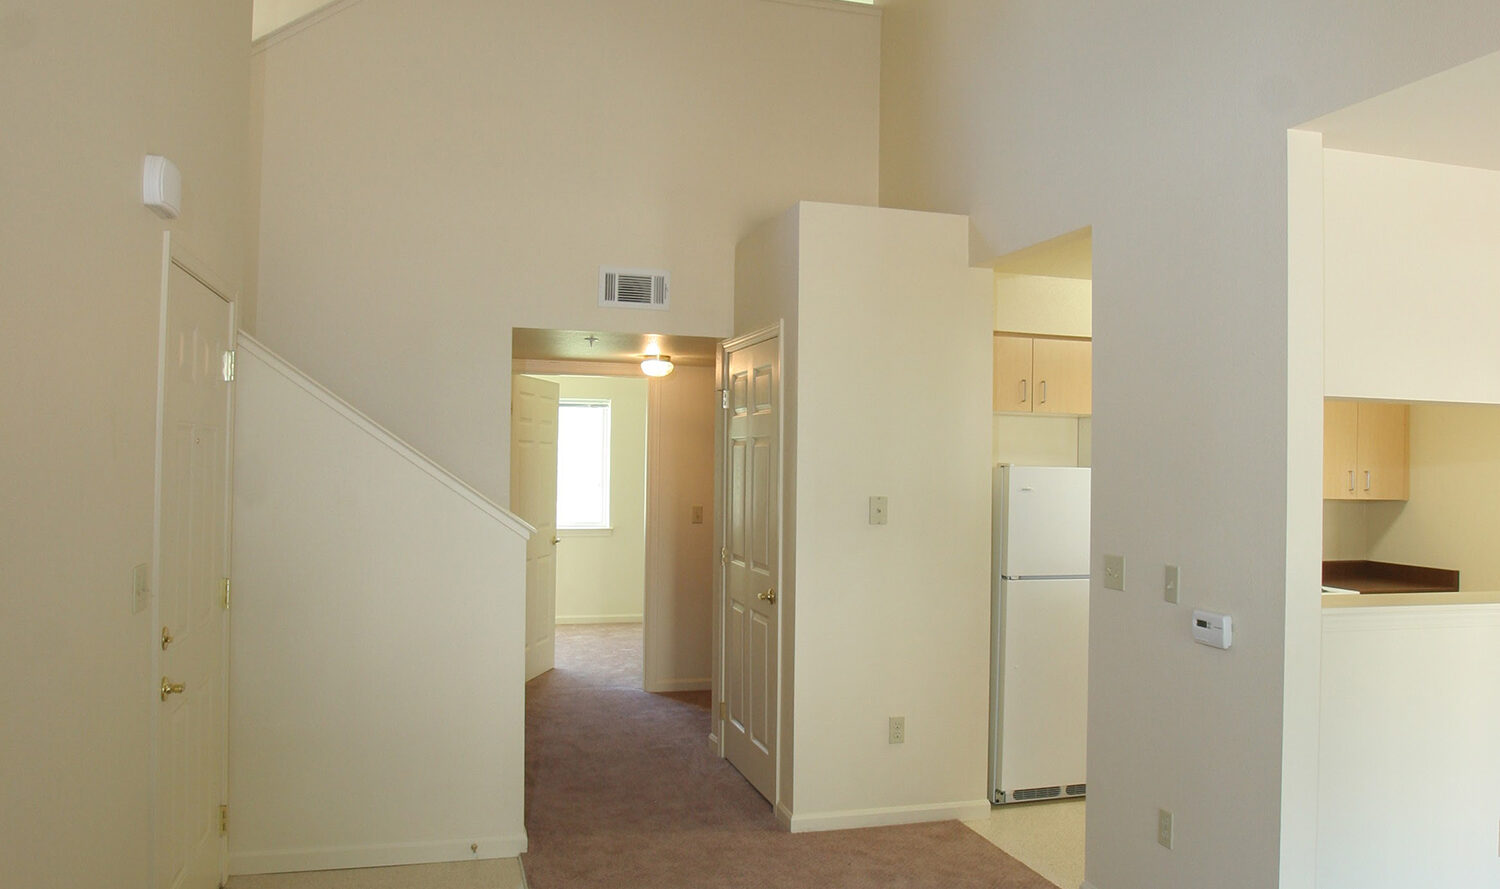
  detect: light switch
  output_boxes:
[691,505,703,524]
[868,496,888,525]
[1164,564,1180,604]
[1103,554,1125,591]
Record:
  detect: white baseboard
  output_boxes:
[784,799,992,833]
[707,731,719,753]
[775,802,794,830]
[554,614,643,625]
[230,834,528,875]
[643,677,710,693]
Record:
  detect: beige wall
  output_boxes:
[994,273,1092,337]
[229,339,527,872]
[542,376,648,624]
[1324,150,1500,403]
[643,365,718,693]
[0,2,251,886]
[1327,402,1500,590]
[880,3,1500,888]
[251,0,880,505]
[735,202,993,828]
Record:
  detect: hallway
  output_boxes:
[521,624,1055,888]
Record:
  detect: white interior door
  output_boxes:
[511,374,559,680]
[722,332,779,802]
[154,259,232,889]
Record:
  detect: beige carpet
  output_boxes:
[521,623,1055,889]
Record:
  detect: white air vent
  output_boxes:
[599,267,669,310]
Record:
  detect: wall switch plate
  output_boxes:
[869,496,888,525]
[691,505,704,524]
[1192,609,1232,649]
[1164,564,1180,604]
[888,716,905,744]
[1103,554,1125,591]
[1158,809,1174,849]
[132,563,150,614]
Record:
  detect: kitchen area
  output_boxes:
[1305,53,1500,889]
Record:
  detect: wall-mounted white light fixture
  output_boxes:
[142,155,181,219]
[641,354,674,377]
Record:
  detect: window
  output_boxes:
[556,399,611,529]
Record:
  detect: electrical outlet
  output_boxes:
[1164,564,1180,604]
[132,563,150,614]
[888,716,905,744]
[1103,554,1125,591]
[691,505,704,524]
[1158,809,1174,849]
[869,496,889,525]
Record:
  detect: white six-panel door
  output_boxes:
[722,333,779,802]
[511,375,559,681]
[155,259,232,889]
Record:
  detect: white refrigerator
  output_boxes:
[989,464,1091,804]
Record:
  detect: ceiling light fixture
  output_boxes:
[640,354,674,377]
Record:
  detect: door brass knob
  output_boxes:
[161,626,173,650]
[757,588,776,604]
[552,537,561,545]
[160,677,186,701]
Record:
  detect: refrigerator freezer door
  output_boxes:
[999,465,1091,578]
[995,577,1089,800]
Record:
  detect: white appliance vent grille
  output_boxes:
[599,267,669,310]
[1012,785,1063,802]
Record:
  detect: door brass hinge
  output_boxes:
[719,701,726,721]
[221,577,231,610]
[218,804,228,836]
[720,547,728,565]
[720,389,728,409]
[221,350,236,382]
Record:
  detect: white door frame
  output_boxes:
[711,322,783,785]
[149,232,237,889]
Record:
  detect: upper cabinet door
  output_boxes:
[993,334,1034,412]
[1356,402,1409,501]
[1323,399,1359,499]
[1032,338,1092,415]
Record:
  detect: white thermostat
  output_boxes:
[1191,609,1232,650]
[142,155,182,219]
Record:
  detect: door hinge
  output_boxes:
[720,547,728,565]
[719,701,726,721]
[221,577,231,610]
[218,804,228,836]
[221,350,236,382]
[720,388,728,409]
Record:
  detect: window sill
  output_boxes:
[559,527,613,537]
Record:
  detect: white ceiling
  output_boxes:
[512,328,720,367]
[1303,51,1500,172]
[992,227,1092,280]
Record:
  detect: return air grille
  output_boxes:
[1012,785,1063,802]
[1065,783,1087,796]
[599,267,669,309]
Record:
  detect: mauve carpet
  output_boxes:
[521,624,1056,889]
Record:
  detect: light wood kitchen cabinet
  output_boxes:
[992,334,1033,411]
[993,333,1091,415]
[1323,399,1408,500]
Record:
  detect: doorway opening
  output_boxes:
[509,327,721,694]
[978,225,1093,889]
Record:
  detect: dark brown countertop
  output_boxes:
[1322,560,1460,594]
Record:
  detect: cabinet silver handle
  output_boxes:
[1364,470,1371,491]
[1039,380,1048,404]
[1020,379,1028,403]
[1348,470,1355,492]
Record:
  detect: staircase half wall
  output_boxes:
[227,334,532,874]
